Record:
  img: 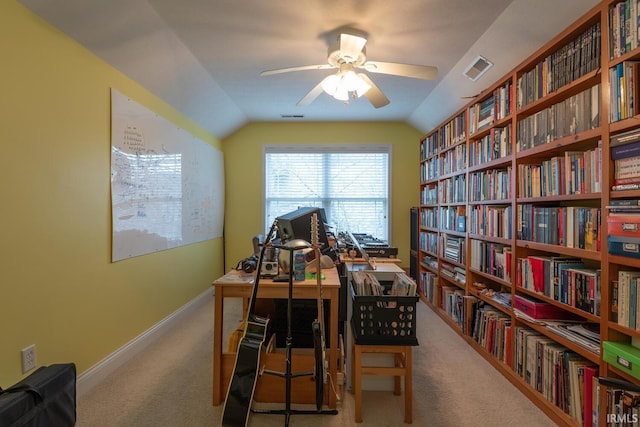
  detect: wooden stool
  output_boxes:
[351,340,413,424]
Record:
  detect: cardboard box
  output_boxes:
[603,341,640,380]
[513,294,580,320]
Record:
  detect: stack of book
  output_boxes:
[611,128,640,190]
[469,96,496,134]
[440,262,466,284]
[442,235,465,263]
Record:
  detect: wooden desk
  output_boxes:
[212,268,340,409]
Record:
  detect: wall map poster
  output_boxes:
[110,88,224,261]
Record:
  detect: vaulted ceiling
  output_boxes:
[19,0,600,138]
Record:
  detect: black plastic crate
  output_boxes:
[350,282,419,346]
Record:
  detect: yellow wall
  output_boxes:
[0,1,224,385]
[222,122,421,271]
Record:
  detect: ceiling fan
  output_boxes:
[260,32,438,108]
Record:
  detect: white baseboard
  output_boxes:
[76,288,213,397]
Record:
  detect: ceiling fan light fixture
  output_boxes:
[321,70,371,101]
[321,74,340,96]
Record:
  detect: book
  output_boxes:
[611,127,640,147]
[612,140,640,160]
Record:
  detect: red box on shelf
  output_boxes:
[514,294,581,320]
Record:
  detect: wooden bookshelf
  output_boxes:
[416,2,640,425]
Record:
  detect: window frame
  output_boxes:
[262,144,393,241]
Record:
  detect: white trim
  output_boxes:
[76,288,213,397]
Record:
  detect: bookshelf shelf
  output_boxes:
[515,241,602,261]
[516,193,602,203]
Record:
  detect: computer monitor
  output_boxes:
[276,207,329,249]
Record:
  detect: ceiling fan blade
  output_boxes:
[297,80,326,106]
[340,33,367,62]
[261,64,333,76]
[358,74,389,108]
[362,61,438,80]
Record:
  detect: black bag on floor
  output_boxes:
[0,363,76,427]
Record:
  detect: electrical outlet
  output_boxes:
[21,344,36,373]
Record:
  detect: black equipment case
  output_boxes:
[0,363,76,427]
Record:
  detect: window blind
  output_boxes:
[264,145,391,241]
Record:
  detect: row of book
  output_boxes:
[469,239,512,282]
[471,301,512,363]
[420,207,437,229]
[420,133,438,160]
[516,143,602,198]
[612,269,640,330]
[609,0,640,60]
[441,285,467,331]
[419,270,436,304]
[516,22,601,109]
[468,204,512,239]
[517,205,601,251]
[437,113,466,150]
[439,206,466,233]
[420,183,437,205]
[469,125,512,167]
[468,167,512,202]
[419,231,438,254]
[516,84,601,152]
[420,156,438,182]
[438,143,466,175]
[605,381,640,426]
[438,175,466,204]
[609,60,640,123]
[514,327,598,426]
[516,255,601,316]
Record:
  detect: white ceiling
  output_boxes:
[19,0,600,139]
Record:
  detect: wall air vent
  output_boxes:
[463,55,493,82]
[280,114,305,118]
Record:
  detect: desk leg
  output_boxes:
[212,291,223,406]
[354,343,362,423]
[329,293,338,409]
[405,347,412,424]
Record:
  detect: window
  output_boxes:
[264,144,391,241]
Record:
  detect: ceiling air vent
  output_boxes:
[463,55,493,82]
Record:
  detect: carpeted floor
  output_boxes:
[76,293,556,426]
